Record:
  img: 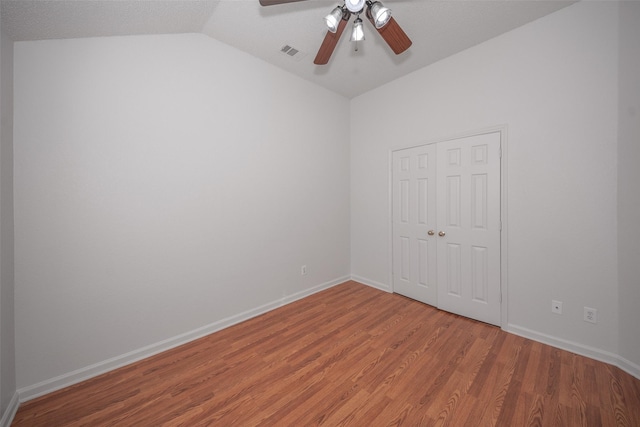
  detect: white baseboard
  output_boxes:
[18,276,350,403]
[14,276,639,410]
[0,392,20,427]
[506,323,640,380]
[615,354,640,380]
[351,275,391,293]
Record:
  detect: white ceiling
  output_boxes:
[1,0,575,98]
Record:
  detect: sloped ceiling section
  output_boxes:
[1,0,574,98]
[0,0,219,41]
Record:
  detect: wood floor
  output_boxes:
[13,281,640,426]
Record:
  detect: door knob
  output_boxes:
[438,231,446,237]
[428,230,435,236]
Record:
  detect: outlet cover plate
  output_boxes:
[584,307,597,323]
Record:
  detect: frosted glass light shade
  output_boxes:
[324,6,344,33]
[369,1,392,28]
[350,17,365,42]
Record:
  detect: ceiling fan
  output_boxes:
[259,0,412,65]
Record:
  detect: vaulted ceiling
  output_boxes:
[1,0,575,98]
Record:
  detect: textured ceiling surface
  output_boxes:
[1,0,575,98]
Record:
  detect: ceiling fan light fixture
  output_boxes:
[369,1,392,29]
[350,17,365,42]
[324,6,345,33]
[345,0,366,14]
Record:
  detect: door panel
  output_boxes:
[436,132,501,325]
[392,145,437,306]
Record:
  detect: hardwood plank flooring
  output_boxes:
[12,281,640,426]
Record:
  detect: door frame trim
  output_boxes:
[388,125,509,329]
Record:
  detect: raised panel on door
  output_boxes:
[392,145,437,306]
[436,132,501,326]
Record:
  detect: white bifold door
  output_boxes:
[392,132,501,326]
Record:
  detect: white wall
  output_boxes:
[0,21,17,420]
[351,2,622,362]
[13,33,351,393]
[618,2,640,371]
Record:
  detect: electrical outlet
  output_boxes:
[301,265,307,276]
[584,307,597,324]
[552,300,563,314]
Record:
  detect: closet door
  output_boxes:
[392,145,438,306]
[436,132,501,326]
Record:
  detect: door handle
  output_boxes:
[438,231,446,237]
[428,230,435,236]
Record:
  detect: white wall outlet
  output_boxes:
[301,265,307,276]
[584,307,597,323]
[552,300,563,314]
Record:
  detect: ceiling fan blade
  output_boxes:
[370,17,412,55]
[313,18,348,65]
[259,0,309,5]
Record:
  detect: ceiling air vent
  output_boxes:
[280,45,307,62]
